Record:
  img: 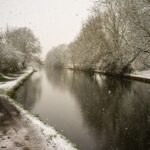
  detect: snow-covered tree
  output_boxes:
[5,27,41,68]
[0,27,41,73]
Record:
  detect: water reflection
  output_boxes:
[15,67,150,150]
[14,71,42,111]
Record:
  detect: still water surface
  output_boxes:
[14,67,150,150]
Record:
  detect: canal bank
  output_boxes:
[95,70,150,84]
[0,69,77,150]
[66,66,150,84]
[0,69,34,95]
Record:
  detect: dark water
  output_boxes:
[14,67,150,150]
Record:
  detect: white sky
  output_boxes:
[0,0,92,57]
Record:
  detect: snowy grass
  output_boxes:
[0,69,34,95]
[0,74,12,81]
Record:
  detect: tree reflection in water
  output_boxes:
[14,70,42,111]
[15,67,150,150]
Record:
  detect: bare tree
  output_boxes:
[46,0,150,73]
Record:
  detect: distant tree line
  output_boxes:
[46,0,150,74]
[45,44,67,68]
[0,27,41,73]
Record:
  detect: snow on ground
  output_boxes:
[128,70,150,79]
[0,69,33,93]
[95,69,150,81]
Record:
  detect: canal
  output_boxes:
[14,67,150,150]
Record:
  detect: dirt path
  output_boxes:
[0,96,51,150]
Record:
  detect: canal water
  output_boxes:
[14,67,150,150]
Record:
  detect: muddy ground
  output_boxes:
[0,96,52,150]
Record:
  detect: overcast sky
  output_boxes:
[0,0,92,57]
